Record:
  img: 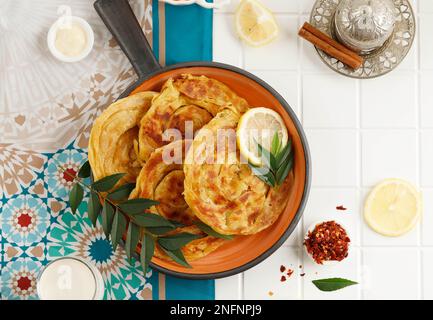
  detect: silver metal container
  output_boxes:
[334,0,396,54]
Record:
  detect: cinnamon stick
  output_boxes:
[298,22,363,70]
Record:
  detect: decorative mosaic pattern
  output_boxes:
[310,0,416,79]
[0,0,161,300]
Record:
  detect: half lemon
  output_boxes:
[235,0,279,47]
[364,179,422,237]
[237,107,288,166]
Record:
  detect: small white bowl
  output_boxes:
[47,16,94,63]
[303,220,351,266]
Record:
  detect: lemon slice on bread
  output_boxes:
[237,107,288,166]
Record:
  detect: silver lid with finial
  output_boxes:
[334,0,396,54]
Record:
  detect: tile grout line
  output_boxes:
[415,5,424,299]
[356,75,364,300]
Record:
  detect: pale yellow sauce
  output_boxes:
[55,23,87,57]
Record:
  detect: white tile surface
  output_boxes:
[421,130,433,186]
[303,188,360,245]
[243,247,301,299]
[420,72,433,128]
[361,73,417,128]
[244,15,299,70]
[303,249,361,300]
[303,74,357,128]
[214,0,429,300]
[420,0,433,13]
[362,248,420,300]
[213,14,242,67]
[421,188,433,246]
[422,249,433,299]
[215,275,242,300]
[307,129,358,187]
[420,16,433,69]
[361,130,417,187]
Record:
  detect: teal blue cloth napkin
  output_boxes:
[152,0,214,300]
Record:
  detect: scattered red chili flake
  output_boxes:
[336,205,347,211]
[280,275,287,282]
[304,221,350,265]
[300,273,305,277]
[286,269,294,277]
[280,265,286,273]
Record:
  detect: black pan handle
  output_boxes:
[94,0,161,78]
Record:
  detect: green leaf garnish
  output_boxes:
[141,233,155,274]
[111,210,127,251]
[87,191,101,227]
[107,183,136,201]
[77,160,91,178]
[248,132,294,188]
[160,248,191,268]
[92,173,126,192]
[194,221,234,240]
[125,222,140,261]
[118,198,159,215]
[131,213,175,228]
[158,233,203,251]
[69,184,84,214]
[146,226,176,235]
[101,200,115,238]
[312,278,358,292]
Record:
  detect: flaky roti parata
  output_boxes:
[88,91,157,184]
[137,74,249,162]
[154,226,227,262]
[183,109,293,235]
[133,139,195,225]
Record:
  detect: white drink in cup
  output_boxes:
[37,257,104,300]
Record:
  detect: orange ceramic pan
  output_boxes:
[95,0,311,279]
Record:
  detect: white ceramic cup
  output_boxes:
[47,16,94,63]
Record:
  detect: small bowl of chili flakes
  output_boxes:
[303,220,351,266]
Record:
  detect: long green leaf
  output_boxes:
[276,139,292,169]
[169,220,186,228]
[125,222,140,261]
[194,221,233,240]
[131,213,175,228]
[248,162,276,187]
[92,173,126,192]
[118,198,159,215]
[111,210,127,251]
[77,160,91,178]
[87,191,102,227]
[158,233,203,251]
[101,201,115,238]
[270,132,281,155]
[161,248,191,268]
[146,226,176,235]
[69,184,84,214]
[312,278,358,292]
[107,183,136,201]
[257,142,274,169]
[276,155,293,185]
[140,233,155,274]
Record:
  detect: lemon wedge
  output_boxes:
[235,0,279,47]
[364,179,422,237]
[237,107,288,166]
